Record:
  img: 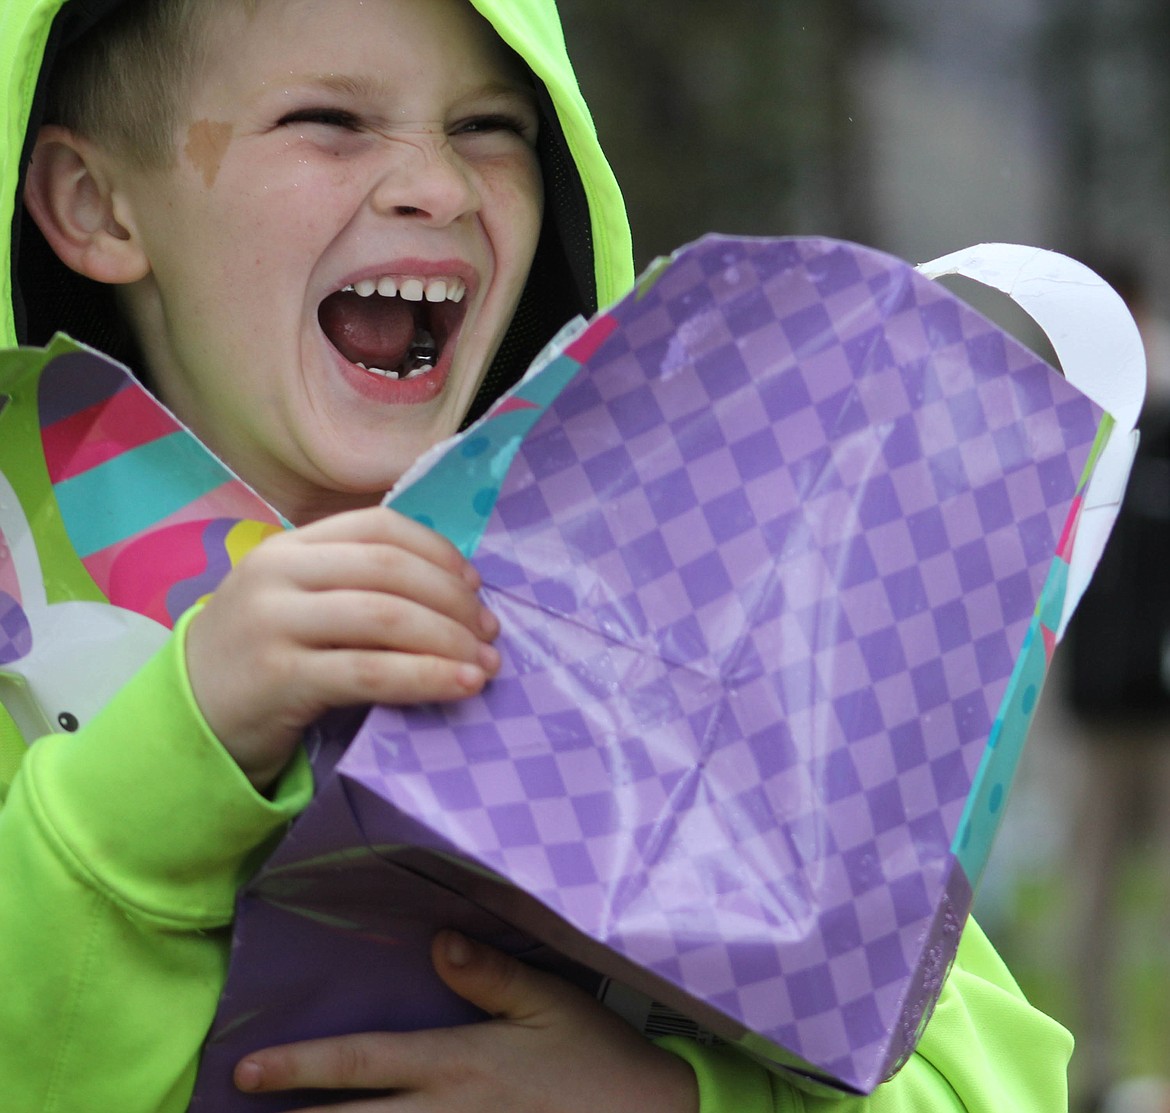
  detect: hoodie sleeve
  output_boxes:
[658,917,1073,1113]
[0,606,313,1113]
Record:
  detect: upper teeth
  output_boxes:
[345,276,466,303]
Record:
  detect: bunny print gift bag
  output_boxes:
[0,334,284,749]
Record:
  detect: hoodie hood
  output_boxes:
[0,0,634,414]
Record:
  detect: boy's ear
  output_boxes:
[23,126,150,285]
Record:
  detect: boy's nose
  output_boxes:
[369,135,481,225]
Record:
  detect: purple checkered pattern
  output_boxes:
[339,238,1102,1089]
[178,238,1103,1106]
[0,591,31,666]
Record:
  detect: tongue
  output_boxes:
[319,290,418,369]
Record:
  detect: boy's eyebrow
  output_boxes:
[283,73,537,107]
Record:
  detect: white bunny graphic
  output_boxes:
[0,470,170,744]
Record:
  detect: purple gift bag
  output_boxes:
[190,236,1140,1106]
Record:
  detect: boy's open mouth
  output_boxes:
[318,276,467,380]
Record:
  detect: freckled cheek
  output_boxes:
[482,163,544,262]
[221,173,352,255]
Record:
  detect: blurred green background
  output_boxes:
[556,2,1170,1108]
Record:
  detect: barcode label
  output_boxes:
[596,978,721,1046]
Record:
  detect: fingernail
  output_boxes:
[235,1059,263,1092]
[479,606,499,639]
[445,931,472,967]
[478,643,500,673]
[462,562,482,589]
[456,663,485,691]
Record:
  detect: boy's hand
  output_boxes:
[232,932,700,1113]
[185,507,500,791]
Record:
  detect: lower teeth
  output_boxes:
[358,330,437,380]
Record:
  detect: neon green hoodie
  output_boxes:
[0,1,1071,1110]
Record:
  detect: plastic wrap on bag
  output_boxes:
[187,235,1141,1104]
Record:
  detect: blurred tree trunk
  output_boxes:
[557,0,873,268]
[1037,0,1170,297]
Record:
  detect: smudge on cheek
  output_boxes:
[184,119,234,188]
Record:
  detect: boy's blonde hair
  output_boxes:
[46,0,254,167]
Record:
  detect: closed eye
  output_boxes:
[457,114,522,133]
[278,107,364,131]
[453,113,538,145]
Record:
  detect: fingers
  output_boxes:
[287,592,499,674]
[296,505,480,588]
[184,506,502,787]
[234,1031,396,1095]
[292,645,498,714]
[426,935,702,1113]
[267,545,498,646]
[233,1028,451,1099]
[431,930,567,1023]
[231,936,564,1099]
[242,509,496,650]
[241,539,501,702]
[234,935,701,1113]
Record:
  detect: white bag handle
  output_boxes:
[917,243,1147,636]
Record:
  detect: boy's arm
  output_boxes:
[0,607,312,1113]
[660,917,1074,1113]
[0,506,500,1112]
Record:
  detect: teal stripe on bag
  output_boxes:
[952,565,1060,884]
[388,350,583,557]
[53,431,231,557]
